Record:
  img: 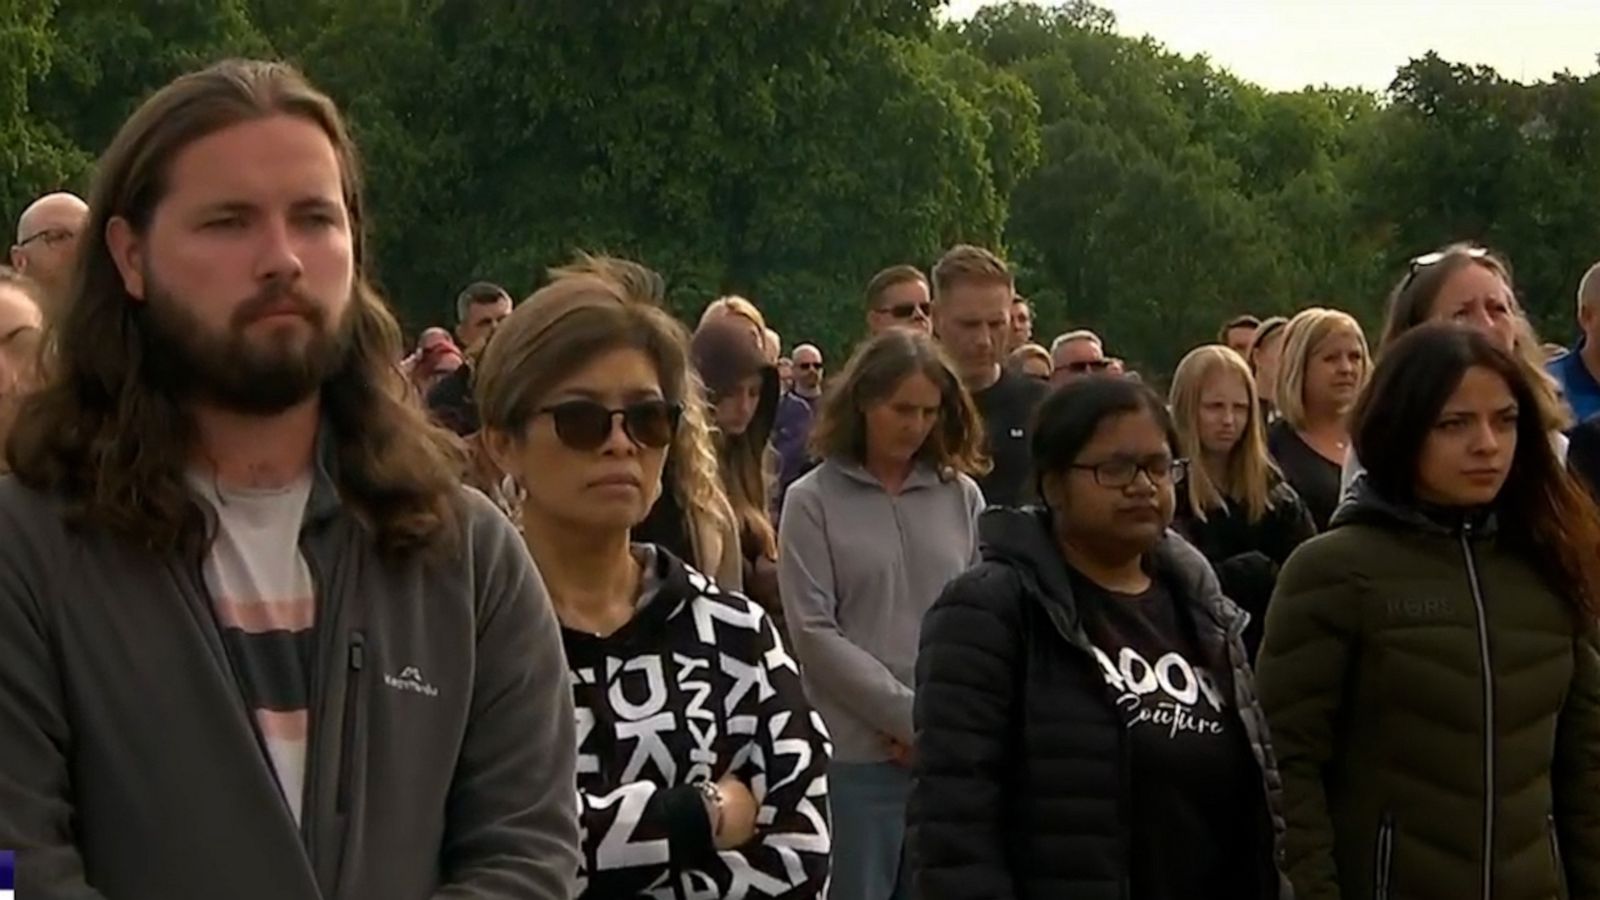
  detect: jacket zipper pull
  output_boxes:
[349,633,365,672]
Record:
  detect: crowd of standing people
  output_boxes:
[2,57,1600,900]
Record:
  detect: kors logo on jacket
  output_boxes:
[1385,595,1456,621]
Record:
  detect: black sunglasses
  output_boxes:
[1399,246,1490,292]
[537,399,681,451]
[883,301,932,320]
[796,361,823,370]
[1055,359,1113,375]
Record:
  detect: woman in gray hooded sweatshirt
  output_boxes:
[778,329,990,900]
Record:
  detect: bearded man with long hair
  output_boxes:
[0,60,579,899]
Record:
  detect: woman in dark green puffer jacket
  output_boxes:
[1257,324,1600,900]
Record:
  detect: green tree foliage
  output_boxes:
[3,0,1597,372]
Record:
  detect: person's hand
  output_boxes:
[713,773,759,851]
[884,736,915,769]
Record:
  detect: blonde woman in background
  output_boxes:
[1340,243,1571,500]
[1169,345,1315,658]
[1267,308,1370,529]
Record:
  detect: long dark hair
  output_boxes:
[6,60,463,557]
[1352,323,1600,619]
[809,330,990,479]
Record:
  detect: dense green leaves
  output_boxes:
[2,0,1597,372]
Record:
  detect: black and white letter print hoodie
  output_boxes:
[564,544,832,898]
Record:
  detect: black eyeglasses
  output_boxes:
[1400,246,1489,292]
[883,301,932,320]
[1055,359,1113,375]
[15,228,76,249]
[1069,457,1187,488]
[796,361,822,371]
[537,399,681,451]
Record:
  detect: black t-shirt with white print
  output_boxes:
[1071,569,1260,900]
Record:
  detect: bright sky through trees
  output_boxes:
[947,0,1600,91]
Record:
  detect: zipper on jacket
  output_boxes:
[1373,812,1396,900]
[336,630,365,815]
[1459,524,1494,900]
[1549,814,1568,899]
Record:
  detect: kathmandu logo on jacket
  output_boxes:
[383,664,439,698]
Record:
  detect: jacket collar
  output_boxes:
[1331,473,1498,536]
[977,506,1247,652]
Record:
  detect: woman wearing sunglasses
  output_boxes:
[778,330,988,900]
[1257,324,1600,900]
[475,255,831,899]
[1340,243,1571,502]
[910,375,1288,900]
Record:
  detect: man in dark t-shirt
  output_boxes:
[930,244,1049,507]
[973,367,1048,506]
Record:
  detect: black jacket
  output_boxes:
[1173,479,1316,658]
[567,545,831,898]
[908,507,1289,900]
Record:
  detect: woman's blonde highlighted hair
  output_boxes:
[1274,307,1370,430]
[1169,345,1276,523]
[475,254,734,544]
[809,330,991,480]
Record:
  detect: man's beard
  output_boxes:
[139,277,355,415]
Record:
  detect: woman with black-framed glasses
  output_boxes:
[910,375,1289,900]
[475,254,831,899]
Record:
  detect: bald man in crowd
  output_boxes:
[1551,260,1600,424]
[10,192,89,316]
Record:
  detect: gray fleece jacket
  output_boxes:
[777,458,984,762]
[0,460,579,900]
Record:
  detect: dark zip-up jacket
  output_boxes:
[1257,481,1600,900]
[0,457,580,899]
[908,506,1290,900]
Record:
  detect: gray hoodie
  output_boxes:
[0,458,579,900]
[777,458,984,762]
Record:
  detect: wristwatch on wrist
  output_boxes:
[697,779,725,840]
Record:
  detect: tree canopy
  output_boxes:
[4,0,1597,374]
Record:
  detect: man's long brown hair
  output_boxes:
[6,59,463,557]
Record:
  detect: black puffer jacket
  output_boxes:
[908,507,1290,900]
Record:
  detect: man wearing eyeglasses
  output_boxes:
[865,264,932,336]
[1050,329,1112,387]
[9,192,88,315]
[773,343,824,518]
